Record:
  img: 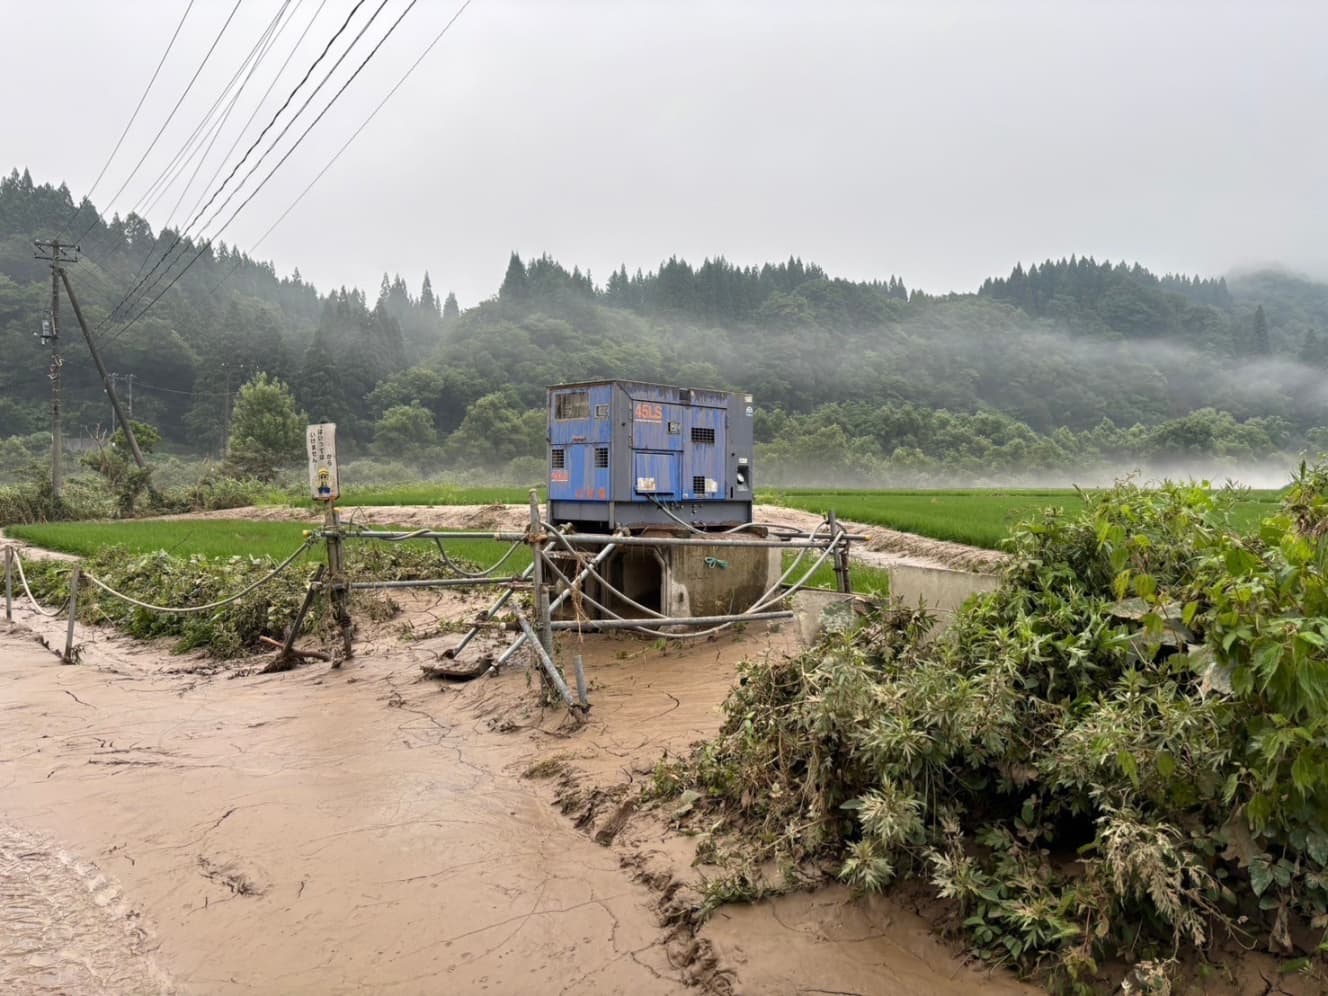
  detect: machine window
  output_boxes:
[554,392,590,420]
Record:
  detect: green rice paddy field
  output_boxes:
[5,520,527,573]
[770,488,1284,550]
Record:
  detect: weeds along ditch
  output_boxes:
[651,469,1328,991]
[773,487,1281,549]
[8,521,528,658]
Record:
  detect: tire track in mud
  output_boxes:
[0,821,174,995]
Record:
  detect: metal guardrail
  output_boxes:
[5,493,856,709]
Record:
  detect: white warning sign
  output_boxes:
[307,422,340,502]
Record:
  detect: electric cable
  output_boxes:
[231,0,473,262]
[136,1,297,229]
[58,0,196,240]
[185,0,333,250]
[94,0,377,332]
[77,0,246,245]
[100,0,426,349]
[107,1,297,309]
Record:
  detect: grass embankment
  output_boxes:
[783,552,889,595]
[775,488,1283,549]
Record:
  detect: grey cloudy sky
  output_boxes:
[5,0,1326,305]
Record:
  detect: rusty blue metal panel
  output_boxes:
[549,443,611,502]
[549,384,612,503]
[630,400,685,451]
[682,404,726,499]
[550,384,612,445]
[633,451,680,500]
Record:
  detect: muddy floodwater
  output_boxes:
[0,614,1035,995]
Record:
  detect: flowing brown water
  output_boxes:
[0,823,172,994]
[0,613,1036,995]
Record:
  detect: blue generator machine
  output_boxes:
[547,380,754,532]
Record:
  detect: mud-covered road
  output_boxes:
[0,603,1034,995]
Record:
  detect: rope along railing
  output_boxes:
[6,547,65,618]
[4,538,317,665]
[79,536,317,613]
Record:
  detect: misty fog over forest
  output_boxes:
[4,171,1328,491]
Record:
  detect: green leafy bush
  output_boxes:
[0,474,117,526]
[666,470,1328,989]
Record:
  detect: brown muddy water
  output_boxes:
[0,611,1035,995]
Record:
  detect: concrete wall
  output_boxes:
[667,539,777,618]
[884,562,1001,624]
[551,537,778,621]
[791,563,1001,644]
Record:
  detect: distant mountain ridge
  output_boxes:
[4,167,1328,483]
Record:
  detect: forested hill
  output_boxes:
[5,167,1328,484]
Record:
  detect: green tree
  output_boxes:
[1302,329,1328,366]
[443,392,544,467]
[225,373,305,480]
[499,252,527,300]
[420,271,438,315]
[442,291,460,320]
[374,402,438,456]
[1251,304,1270,354]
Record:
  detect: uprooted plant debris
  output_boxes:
[651,464,1328,993]
[20,541,479,659]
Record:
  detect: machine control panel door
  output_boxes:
[633,451,681,501]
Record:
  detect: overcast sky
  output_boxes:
[5,0,1326,305]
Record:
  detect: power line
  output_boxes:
[133,0,296,227]
[243,0,474,262]
[189,0,394,243]
[60,0,197,240]
[96,0,375,332]
[109,2,298,302]
[176,0,328,231]
[77,0,246,245]
[132,378,231,399]
[101,0,427,349]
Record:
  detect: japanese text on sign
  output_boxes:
[307,422,340,502]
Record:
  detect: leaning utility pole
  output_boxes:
[33,239,77,497]
[59,268,146,469]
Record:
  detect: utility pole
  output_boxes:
[58,268,146,469]
[220,361,233,457]
[33,239,77,497]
